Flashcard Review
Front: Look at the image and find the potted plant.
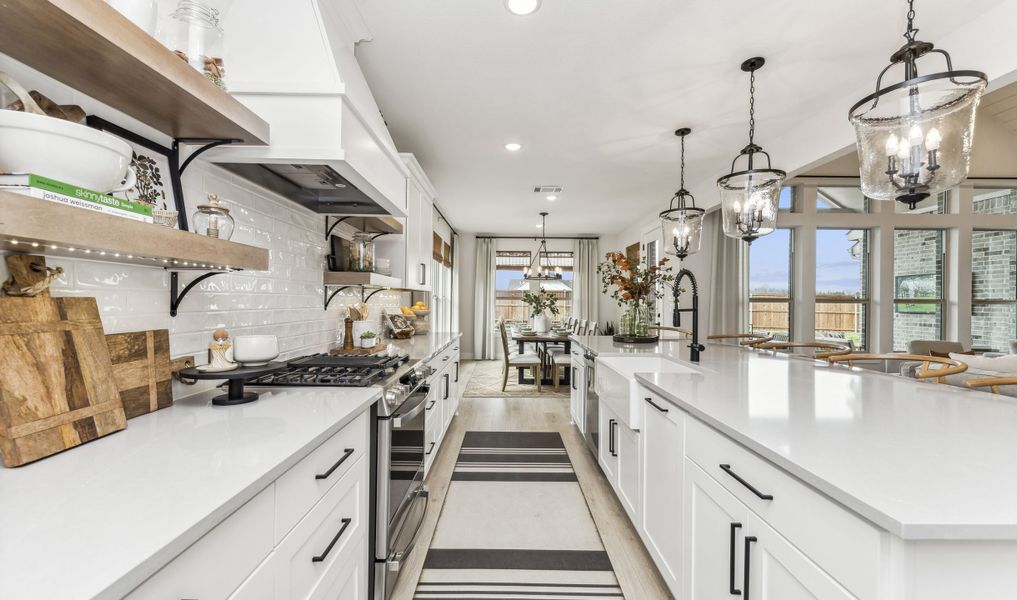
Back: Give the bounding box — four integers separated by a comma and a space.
597, 252, 675, 338
522, 288, 559, 333
359, 330, 377, 349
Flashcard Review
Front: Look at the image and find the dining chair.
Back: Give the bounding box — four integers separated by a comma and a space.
499, 321, 542, 392
707, 333, 773, 347
587, 321, 598, 335
578, 319, 589, 335
827, 353, 968, 383
754, 340, 852, 361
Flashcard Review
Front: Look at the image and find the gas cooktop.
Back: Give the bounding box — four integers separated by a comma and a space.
246, 353, 410, 387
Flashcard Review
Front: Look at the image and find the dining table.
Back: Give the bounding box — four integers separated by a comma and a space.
511, 327, 573, 386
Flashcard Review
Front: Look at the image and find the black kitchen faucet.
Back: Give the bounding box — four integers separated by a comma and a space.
672, 268, 706, 363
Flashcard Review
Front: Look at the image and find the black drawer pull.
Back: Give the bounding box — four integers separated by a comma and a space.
645, 397, 669, 413
729, 522, 742, 595
426, 400, 436, 410
572, 367, 577, 390
608, 419, 617, 457
743, 536, 757, 600
312, 518, 352, 562
719, 464, 773, 500
443, 373, 449, 400
315, 448, 355, 480
454, 361, 459, 382
425, 441, 436, 455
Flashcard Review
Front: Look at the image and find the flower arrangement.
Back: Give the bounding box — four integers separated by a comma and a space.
597, 251, 675, 307
521, 288, 560, 318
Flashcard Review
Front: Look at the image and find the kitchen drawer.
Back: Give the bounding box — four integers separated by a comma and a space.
126, 484, 275, 600
228, 551, 276, 600
309, 535, 368, 600
685, 418, 882, 600
276, 454, 368, 600
275, 411, 369, 542
424, 411, 441, 476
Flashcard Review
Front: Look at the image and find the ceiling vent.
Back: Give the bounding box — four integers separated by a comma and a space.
534, 185, 564, 193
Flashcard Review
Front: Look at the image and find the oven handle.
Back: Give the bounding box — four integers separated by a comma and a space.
389, 488, 430, 572
393, 393, 429, 428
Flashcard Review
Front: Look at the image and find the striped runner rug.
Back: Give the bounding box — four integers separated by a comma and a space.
414, 431, 623, 599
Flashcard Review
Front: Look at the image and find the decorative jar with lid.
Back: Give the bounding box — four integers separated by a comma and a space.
192, 193, 234, 240
349, 232, 375, 272
163, 0, 230, 89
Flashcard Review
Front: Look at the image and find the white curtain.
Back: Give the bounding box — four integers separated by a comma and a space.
573, 238, 600, 324
451, 232, 461, 334
473, 237, 497, 359
709, 211, 747, 335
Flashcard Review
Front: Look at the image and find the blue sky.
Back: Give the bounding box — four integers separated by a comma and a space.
749, 228, 863, 296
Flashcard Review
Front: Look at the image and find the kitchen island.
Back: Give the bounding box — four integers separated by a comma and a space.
572, 335, 1017, 600
0, 384, 380, 600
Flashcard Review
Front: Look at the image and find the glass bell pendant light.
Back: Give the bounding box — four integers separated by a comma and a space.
659, 127, 705, 259
718, 57, 786, 244
848, 0, 986, 210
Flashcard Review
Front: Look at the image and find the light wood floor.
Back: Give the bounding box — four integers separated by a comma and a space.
390, 361, 673, 600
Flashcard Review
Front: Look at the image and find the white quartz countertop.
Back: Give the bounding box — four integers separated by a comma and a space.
572, 336, 1017, 541
390, 331, 462, 362
0, 385, 380, 599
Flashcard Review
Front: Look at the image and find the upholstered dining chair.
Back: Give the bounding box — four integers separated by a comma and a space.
827, 353, 968, 383
499, 320, 542, 392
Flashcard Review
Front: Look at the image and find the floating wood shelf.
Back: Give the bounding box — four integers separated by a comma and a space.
0, 192, 269, 271
323, 272, 403, 288
0, 0, 269, 144
341, 216, 403, 235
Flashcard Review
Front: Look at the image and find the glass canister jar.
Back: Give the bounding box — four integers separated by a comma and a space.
165, 0, 229, 89
349, 232, 375, 272
192, 193, 235, 240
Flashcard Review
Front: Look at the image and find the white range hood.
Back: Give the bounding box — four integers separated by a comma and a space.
210, 0, 408, 217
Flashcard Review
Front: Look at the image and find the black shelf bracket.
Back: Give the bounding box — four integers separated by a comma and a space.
370, 232, 391, 241
325, 285, 354, 310
86, 116, 241, 232
363, 288, 386, 303
170, 271, 225, 317
325, 217, 353, 240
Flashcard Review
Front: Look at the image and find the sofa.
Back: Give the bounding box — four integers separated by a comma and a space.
902, 340, 1017, 397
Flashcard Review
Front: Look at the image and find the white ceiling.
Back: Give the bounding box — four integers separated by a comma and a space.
355, 0, 1010, 235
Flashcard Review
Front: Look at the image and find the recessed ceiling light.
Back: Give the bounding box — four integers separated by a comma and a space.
546, 195, 558, 201
505, 142, 522, 152
505, 0, 540, 16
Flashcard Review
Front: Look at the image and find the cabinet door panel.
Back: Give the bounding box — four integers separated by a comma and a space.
641, 395, 684, 595
599, 403, 619, 483
684, 460, 747, 600
746, 514, 856, 600
616, 421, 640, 523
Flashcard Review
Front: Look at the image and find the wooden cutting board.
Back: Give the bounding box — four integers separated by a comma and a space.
106, 330, 172, 420
0, 255, 126, 467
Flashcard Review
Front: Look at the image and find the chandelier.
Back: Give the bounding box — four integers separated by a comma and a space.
848, 0, 986, 210
660, 128, 705, 259
524, 212, 563, 280
718, 57, 786, 245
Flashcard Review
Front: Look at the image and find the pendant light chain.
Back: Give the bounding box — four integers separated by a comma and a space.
679, 133, 686, 190
904, 0, 917, 42
748, 69, 756, 147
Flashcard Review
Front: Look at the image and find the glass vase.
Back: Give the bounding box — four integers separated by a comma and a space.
619, 302, 651, 337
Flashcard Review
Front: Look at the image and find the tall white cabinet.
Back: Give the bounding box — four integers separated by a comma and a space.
400, 154, 435, 292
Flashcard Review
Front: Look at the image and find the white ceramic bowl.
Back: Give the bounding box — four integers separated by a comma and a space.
0, 110, 134, 193
233, 335, 280, 366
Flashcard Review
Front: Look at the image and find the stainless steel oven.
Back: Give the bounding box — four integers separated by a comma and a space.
374, 368, 431, 600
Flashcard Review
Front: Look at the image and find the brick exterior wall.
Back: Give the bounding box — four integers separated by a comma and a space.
893, 230, 944, 351
971, 189, 1017, 351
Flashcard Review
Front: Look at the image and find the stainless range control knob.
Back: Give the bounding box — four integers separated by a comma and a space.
384, 387, 403, 406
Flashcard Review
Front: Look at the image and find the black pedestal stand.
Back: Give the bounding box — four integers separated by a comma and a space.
177, 362, 287, 405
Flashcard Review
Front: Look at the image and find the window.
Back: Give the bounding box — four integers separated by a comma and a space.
893, 229, 945, 351
777, 186, 794, 211
971, 229, 1017, 352
816, 187, 868, 213
815, 229, 869, 350
749, 228, 793, 340
496, 251, 530, 323
895, 190, 948, 214
973, 188, 1017, 215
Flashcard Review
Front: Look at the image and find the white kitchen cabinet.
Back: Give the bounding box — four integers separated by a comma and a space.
684, 459, 747, 600
229, 552, 277, 600
640, 391, 684, 596
400, 154, 435, 291
570, 350, 585, 432
616, 419, 640, 523
599, 402, 620, 483
746, 513, 856, 600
